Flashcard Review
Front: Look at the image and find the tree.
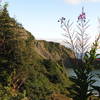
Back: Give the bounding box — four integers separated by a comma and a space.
0, 3, 19, 86
0, 3, 29, 98
58, 7, 100, 100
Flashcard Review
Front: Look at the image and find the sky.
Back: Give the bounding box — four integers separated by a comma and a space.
1, 0, 100, 43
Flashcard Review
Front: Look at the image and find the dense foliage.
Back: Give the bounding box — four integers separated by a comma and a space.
0, 4, 71, 100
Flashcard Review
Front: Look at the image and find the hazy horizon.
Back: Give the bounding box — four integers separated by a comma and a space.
1, 0, 100, 44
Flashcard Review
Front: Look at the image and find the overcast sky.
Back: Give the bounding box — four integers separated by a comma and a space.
2, 0, 100, 42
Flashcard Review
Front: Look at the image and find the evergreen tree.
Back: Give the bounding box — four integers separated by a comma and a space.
0, 3, 29, 94
0, 3, 18, 85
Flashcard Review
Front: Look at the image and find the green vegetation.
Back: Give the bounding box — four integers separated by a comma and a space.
0, 3, 72, 100
0, 3, 100, 100
58, 7, 100, 100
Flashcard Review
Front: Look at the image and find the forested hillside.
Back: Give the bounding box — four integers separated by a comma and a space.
0, 4, 74, 100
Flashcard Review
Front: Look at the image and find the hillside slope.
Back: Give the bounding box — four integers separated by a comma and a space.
0, 4, 73, 100
33, 40, 74, 67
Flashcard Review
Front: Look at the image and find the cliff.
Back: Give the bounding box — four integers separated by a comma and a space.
0, 4, 74, 100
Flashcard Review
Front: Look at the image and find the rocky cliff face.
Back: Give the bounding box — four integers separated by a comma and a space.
15, 25, 75, 68
32, 40, 75, 68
